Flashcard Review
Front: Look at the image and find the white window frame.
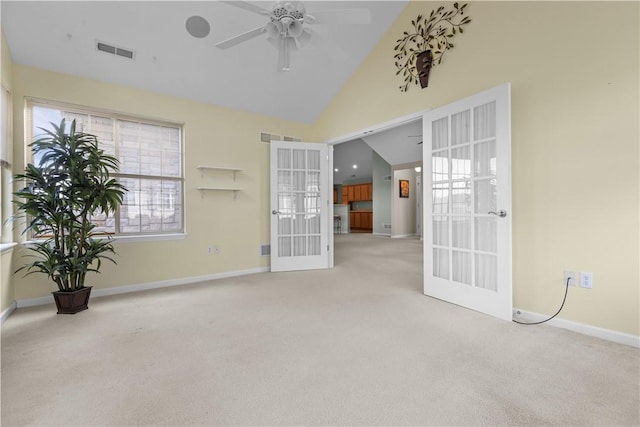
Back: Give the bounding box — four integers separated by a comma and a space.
25, 98, 185, 238
1, 84, 13, 247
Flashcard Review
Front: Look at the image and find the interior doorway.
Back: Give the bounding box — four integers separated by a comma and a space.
330, 116, 423, 238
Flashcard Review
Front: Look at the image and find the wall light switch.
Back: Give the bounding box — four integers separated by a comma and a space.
580, 272, 593, 289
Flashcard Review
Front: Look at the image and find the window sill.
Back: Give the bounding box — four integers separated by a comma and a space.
0, 242, 18, 255
24, 233, 186, 246
113, 233, 186, 243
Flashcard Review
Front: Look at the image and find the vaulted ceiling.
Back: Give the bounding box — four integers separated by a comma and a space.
1, 1, 408, 124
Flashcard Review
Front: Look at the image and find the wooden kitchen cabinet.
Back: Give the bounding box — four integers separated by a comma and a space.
354, 185, 361, 201
342, 183, 373, 202
349, 211, 372, 232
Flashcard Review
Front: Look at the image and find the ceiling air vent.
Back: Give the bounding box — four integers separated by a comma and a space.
96, 41, 135, 60
283, 136, 302, 142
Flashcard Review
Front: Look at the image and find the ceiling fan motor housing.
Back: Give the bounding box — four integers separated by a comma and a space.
272, 2, 306, 21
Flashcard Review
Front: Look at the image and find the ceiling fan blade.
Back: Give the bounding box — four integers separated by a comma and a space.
306, 9, 371, 25
220, 1, 271, 17
215, 25, 267, 49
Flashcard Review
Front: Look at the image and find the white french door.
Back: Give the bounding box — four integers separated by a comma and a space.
423, 84, 512, 321
270, 141, 330, 272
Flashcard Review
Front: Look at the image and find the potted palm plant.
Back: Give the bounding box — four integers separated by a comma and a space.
13, 119, 126, 314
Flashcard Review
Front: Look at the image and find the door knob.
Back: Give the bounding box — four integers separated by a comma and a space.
488, 210, 507, 218
272, 210, 280, 215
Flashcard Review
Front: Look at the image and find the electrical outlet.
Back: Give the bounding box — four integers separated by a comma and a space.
580, 272, 593, 289
564, 271, 576, 286
213, 245, 220, 254
207, 246, 213, 255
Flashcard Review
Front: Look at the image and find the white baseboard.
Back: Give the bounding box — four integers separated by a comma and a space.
391, 234, 417, 239
15, 267, 270, 309
372, 232, 391, 237
514, 308, 640, 349
1, 301, 17, 324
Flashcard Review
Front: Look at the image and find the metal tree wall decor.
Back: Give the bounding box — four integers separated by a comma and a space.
394, 3, 471, 92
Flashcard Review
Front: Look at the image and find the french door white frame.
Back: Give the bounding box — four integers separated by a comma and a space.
270, 141, 330, 272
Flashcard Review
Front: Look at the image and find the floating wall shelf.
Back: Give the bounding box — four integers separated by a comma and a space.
196, 166, 243, 199
197, 166, 243, 180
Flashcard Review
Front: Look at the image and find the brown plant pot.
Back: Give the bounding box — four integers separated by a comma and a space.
416, 50, 433, 88
52, 286, 92, 314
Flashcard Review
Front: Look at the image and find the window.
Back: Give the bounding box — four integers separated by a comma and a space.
27, 100, 184, 236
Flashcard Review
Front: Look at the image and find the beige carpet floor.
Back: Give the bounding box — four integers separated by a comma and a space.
1, 234, 639, 426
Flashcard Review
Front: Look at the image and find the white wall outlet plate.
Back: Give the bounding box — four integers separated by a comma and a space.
580, 272, 593, 289
564, 271, 576, 286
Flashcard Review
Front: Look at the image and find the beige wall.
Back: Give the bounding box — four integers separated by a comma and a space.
310, 1, 639, 335
10, 64, 312, 300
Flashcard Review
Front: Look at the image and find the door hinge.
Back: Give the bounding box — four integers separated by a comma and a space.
327, 245, 330, 251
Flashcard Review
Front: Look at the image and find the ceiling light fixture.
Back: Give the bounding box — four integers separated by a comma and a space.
334, 168, 339, 172
352, 164, 358, 169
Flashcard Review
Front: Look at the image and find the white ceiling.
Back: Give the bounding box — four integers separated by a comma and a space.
1, 1, 408, 124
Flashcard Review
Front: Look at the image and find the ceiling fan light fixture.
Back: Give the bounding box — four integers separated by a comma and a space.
288, 20, 304, 38
266, 21, 282, 38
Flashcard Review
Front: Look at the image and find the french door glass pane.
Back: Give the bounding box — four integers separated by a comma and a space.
452, 181, 471, 214
476, 254, 498, 291
433, 216, 449, 246
293, 149, 305, 169
452, 251, 472, 285
432, 117, 449, 150
278, 148, 291, 169
452, 217, 471, 249
475, 217, 497, 253
434, 248, 450, 279
276, 146, 322, 259
474, 140, 497, 177
278, 217, 291, 235
451, 146, 470, 180
308, 150, 320, 170
474, 102, 496, 140
308, 236, 321, 256
279, 237, 292, 257
294, 214, 306, 234
432, 150, 449, 182
474, 178, 497, 214
432, 184, 449, 214
294, 236, 306, 256
431, 99, 500, 293
451, 110, 470, 146
293, 171, 305, 191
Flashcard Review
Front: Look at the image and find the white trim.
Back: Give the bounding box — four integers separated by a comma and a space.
372, 232, 391, 237
324, 109, 429, 146
514, 308, 640, 349
0, 242, 18, 254
1, 301, 17, 324
15, 267, 270, 309
391, 234, 418, 239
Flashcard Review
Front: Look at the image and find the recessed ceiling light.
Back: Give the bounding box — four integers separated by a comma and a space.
352, 164, 358, 169
415, 166, 422, 173
334, 168, 339, 172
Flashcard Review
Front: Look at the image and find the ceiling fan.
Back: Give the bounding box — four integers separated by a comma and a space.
187, 1, 371, 72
